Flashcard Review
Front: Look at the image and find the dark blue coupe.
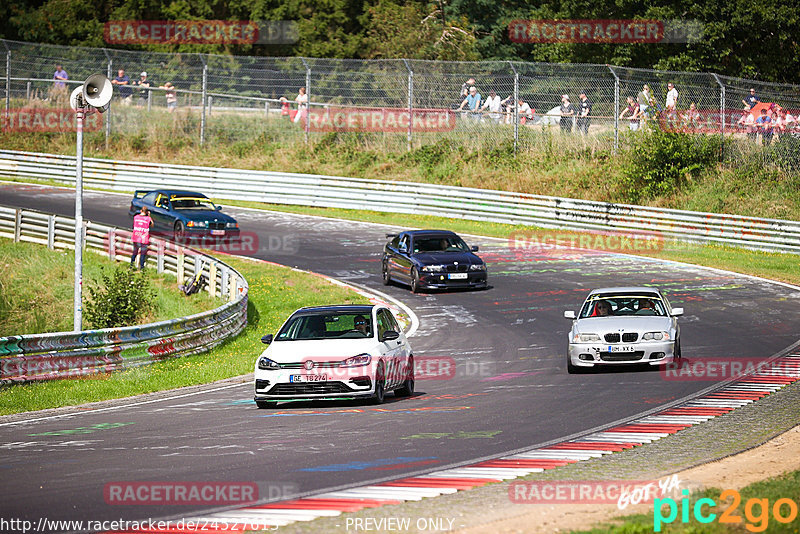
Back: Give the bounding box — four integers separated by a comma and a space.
382, 230, 487, 292
129, 190, 239, 241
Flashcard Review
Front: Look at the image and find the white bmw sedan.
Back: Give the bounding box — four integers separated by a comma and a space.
254, 305, 414, 408
564, 287, 683, 373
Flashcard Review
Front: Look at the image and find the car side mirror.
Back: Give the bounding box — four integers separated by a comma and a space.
380, 330, 400, 342
671, 308, 684, 317
261, 334, 273, 344
471, 245, 479, 252
564, 311, 576, 319
399, 245, 408, 253
215, 205, 222, 211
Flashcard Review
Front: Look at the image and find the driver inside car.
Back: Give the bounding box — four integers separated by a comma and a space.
353, 315, 371, 336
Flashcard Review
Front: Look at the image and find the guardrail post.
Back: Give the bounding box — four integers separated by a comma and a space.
200, 54, 207, 145
230, 273, 238, 302
403, 59, 413, 152
209, 262, 217, 298
509, 61, 519, 154
177, 248, 185, 286
47, 214, 55, 250
108, 228, 115, 259
608, 65, 620, 154
712, 73, 725, 161
14, 208, 21, 242
301, 58, 310, 144
157, 240, 164, 273
220, 265, 229, 297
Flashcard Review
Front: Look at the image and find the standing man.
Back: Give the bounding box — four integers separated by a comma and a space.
559, 94, 575, 133
577, 91, 592, 135
112, 69, 132, 105
459, 86, 482, 123
131, 206, 153, 270
665, 82, 679, 126
134, 72, 152, 107
743, 88, 759, 110
755, 108, 773, 146
481, 90, 503, 123
52, 64, 69, 96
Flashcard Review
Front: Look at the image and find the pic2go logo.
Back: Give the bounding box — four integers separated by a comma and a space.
654, 489, 799, 532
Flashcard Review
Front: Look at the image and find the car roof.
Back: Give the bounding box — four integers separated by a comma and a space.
588, 287, 663, 297
291, 305, 377, 316
404, 230, 459, 238
149, 190, 209, 198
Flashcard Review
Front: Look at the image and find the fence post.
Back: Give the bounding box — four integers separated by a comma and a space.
26, 81, 30, 100
608, 65, 620, 154
200, 55, 207, 145
712, 73, 725, 161
301, 58, 310, 144
403, 59, 413, 151
509, 61, 519, 154
103, 50, 112, 150
3, 41, 10, 121
208, 96, 213, 116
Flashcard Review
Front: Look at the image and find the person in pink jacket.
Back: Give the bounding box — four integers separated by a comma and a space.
131, 206, 153, 269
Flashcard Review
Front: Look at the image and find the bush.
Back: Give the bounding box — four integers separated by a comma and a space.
621, 129, 721, 202
84, 266, 156, 329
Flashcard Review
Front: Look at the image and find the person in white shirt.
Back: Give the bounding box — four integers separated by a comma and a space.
293, 87, 308, 124
517, 98, 534, 124
481, 90, 503, 123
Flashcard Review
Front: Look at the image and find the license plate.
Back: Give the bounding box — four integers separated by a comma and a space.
210, 229, 225, 236
448, 273, 468, 280
289, 374, 328, 382
608, 345, 635, 352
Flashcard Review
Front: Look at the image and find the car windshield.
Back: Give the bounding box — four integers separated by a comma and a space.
413, 236, 469, 253
275, 313, 374, 341
171, 197, 217, 210
580, 295, 666, 318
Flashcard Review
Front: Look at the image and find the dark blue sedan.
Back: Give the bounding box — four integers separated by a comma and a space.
129, 190, 240, 241
382, 230, 487, 292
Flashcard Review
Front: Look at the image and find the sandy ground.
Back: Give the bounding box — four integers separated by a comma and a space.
453, 424, 800, 533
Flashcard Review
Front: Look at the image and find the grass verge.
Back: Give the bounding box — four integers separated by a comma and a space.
0, 255, 369, 415
0, 238, 217, 335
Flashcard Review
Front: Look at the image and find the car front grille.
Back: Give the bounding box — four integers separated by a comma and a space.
446, 264, 469, 273
268, 382, 354, 395
604, 333, 620, 343
622, 333, 638, 342
209, 222, 226, 230
280, 361, 341, 369
599, 351, 645, 362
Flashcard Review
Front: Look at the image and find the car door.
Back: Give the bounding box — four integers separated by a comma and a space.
386, 309, 410, 385
148, 193, 174, 234
377, 308, 404, 388
392, 235, 413, 282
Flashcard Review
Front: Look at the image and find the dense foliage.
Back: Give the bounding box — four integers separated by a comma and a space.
1, 0, 797, 82
84, 265, 156, 329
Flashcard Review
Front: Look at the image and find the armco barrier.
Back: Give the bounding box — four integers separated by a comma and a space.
0, 149, 799, 253
0, 205, 248, 384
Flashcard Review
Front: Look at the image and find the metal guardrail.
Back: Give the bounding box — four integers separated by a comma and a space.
0, 204, 249, 384
0, 149, 798, 253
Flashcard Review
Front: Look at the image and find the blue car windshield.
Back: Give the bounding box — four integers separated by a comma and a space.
171, 197, 216, 210
413, 237, 469, 253
276, 313, 373, 340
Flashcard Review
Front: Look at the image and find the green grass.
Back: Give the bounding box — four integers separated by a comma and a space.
0, 254, 370, 415
0, 239, 217, 335
570, 470, 800, 533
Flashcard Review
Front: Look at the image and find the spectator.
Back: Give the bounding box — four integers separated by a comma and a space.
293, 87, 308, 124
52, 64, 69, 97
784, 109, 796, 135
559, 94, 575, 133
133, 72, 152, 106
737, 105, 757, 142
755, 108, 773, 146
743, 88, 759, 110
159, 82, 177, 112
500, 94, 514, 124
481, 90, 503, 123
516, 98, 534, 124
460, 77, 476, 98
112, 69, 132, 105
619, 96, 641, 131
637, 84, 652, 119
130, 206, 153, 270
577, 90, 592, 134
681, 102, 702, 131
664, 82, 679, 126
279, 96, 291, 118
459, 85, 482, 122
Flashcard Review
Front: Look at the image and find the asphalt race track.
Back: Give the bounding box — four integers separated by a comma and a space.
1, 182, 799, 531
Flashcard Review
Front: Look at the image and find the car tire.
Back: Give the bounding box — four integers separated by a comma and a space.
395, 356, 415, 397
410, 267, 420, 293
675, 338, 682, 363
370, 363, 386, 405
255, 400, 276, 409
567, 357, 583, 374
382, 262, 391, 286
174, 221, 186, 242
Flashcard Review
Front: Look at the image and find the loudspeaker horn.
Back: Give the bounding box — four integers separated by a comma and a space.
82, 74, 113, 113
69, 86, 85, 111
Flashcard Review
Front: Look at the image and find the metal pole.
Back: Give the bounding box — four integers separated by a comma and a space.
104, 51, 112, 150
4, 41, 10, 121
74, 105, 85, 331
608, 65, 619, 154
403, 59, 413, 151
712, 73, 725, 160
509, 61, 519, 154
200, 58, 207, 145
301, 58, 310, 144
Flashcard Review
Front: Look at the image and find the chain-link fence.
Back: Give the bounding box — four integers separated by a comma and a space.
1, 39, 799, 170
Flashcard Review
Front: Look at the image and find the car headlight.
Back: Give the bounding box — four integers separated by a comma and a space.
257, 356, 281, 370
186, 221, 208, 228
574, 333, 601, 342
469, 263, 486, 271
642, 331, 670, 341
226, 222, 238, 228
421, 265, 445, 272
341, 353, 371, 367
